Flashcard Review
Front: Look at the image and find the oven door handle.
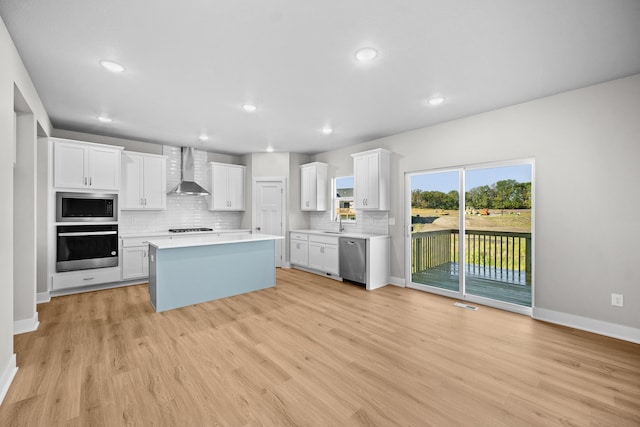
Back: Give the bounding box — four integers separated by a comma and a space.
58, 231, 118, 237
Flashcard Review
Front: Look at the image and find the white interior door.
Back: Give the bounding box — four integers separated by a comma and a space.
254, 179, 285, 267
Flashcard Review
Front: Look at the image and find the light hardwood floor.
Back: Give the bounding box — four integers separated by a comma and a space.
1, 269, 639, 426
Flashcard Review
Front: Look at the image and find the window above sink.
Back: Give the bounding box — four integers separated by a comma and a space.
333, 176, 356, 224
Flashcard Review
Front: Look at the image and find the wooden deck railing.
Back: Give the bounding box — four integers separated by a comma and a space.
411, 229, 532, 284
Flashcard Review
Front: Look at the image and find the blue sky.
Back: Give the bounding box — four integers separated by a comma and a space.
411, 164, 531, 192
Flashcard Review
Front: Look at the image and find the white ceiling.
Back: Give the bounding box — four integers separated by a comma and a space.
2, 1, 640, 155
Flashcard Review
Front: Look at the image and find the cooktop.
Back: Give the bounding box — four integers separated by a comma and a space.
168, 227, 213, 233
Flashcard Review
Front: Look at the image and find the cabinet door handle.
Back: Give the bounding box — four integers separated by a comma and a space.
89, 177, 92, 186
84, 177, 87, 185
83, 277, 95, 281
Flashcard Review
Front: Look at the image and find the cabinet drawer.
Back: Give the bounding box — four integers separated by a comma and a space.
290, 232, 308, 241
52, 267, 121, 290
308, 234, 338, 245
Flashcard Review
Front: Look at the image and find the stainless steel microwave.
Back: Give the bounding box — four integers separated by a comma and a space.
56, 192, 118, 222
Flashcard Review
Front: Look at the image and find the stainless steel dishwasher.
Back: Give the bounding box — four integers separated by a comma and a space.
339, 237, 366, 284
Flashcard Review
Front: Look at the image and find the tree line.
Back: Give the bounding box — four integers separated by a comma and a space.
412, 179, 531, 210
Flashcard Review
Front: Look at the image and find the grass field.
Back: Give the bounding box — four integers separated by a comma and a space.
411, 208, 531, 233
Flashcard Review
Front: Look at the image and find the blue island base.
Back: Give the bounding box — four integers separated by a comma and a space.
148, 239, 276, 312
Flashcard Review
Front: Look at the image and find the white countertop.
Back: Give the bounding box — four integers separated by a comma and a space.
120, 229, 250, 239
147, 233, 283, 249
290, 229, 390, 240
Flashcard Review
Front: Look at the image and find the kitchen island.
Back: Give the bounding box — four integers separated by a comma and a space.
147, 233, 283, 312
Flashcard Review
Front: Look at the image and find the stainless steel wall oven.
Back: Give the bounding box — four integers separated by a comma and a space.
56, 224, 118, 272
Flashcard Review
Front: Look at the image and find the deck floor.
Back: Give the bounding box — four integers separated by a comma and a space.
412, 262, 532, 306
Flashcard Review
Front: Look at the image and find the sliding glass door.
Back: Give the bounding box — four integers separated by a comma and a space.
410, 170, 461, 293
408, 161, 533, 312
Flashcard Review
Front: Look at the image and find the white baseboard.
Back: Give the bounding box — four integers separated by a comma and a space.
14, 312, 39, 335
50, 280, 139, 298
532, 307, 640, 344
388, 276, 406, 287
0, 354, 17, 405
36, 291, 50, 304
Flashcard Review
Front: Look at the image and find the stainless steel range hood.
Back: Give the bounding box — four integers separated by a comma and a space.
167, 147, 210, 196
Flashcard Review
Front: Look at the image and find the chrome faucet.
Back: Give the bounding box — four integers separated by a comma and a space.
338, 214, 345, 232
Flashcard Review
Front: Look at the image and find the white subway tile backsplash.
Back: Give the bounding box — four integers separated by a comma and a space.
308, 210, 389, 235
120, 146, 243, 234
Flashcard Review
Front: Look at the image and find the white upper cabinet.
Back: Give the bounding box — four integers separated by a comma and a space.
121, 152, 167, 210
351, 148, 391, 210
209, 162, 245, 211
300, 162, 328, 211
53, 139, 123, 191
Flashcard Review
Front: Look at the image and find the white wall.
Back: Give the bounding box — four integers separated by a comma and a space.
0, 16, 52, 403
241, 152, 292, 231
36, 136, 49, 296
13, 112, 37, 331
288, 153, 311, 231
314, 74, 640, 332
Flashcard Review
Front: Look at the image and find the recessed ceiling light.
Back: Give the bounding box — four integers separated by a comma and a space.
427, 96, 445, 106
97, 115, 112, 123
99, 60, 125, 73
198, 134, 209, 141
355, 47, 378, 62
322, 126, 333, 135
242, 104, 257, 112
266, 146, 274, 153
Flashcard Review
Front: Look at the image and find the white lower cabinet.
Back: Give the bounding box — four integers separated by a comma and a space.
290, 233, 309, 267
307, 235, 339, 276
121, 236, 167, 280
290, 232, 339, 276
52, 267, 121, 291
290, 231, 390, 289
122, 246, 149, 280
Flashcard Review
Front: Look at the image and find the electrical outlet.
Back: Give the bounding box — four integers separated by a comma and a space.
611, 293, 624, 307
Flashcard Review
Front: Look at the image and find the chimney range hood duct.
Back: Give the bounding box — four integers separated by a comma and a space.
167, 147, 210, 196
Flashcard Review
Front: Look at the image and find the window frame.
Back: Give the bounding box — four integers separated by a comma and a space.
333, 176, 356, 223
